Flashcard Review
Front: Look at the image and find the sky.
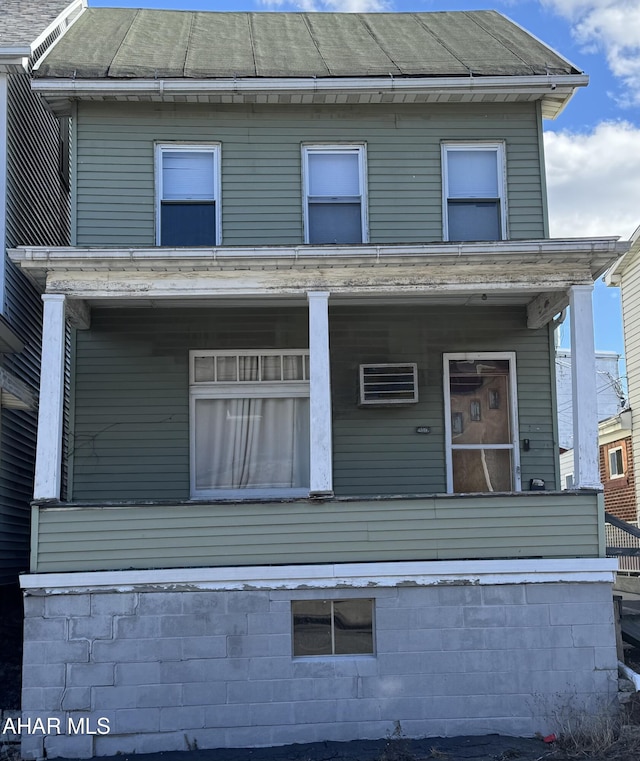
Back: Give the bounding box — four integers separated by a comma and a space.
88, 0, 640, 359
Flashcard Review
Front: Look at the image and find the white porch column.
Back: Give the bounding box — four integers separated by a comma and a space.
34, 294, 66, 500
569, 285, 601, 489
308, 291, 333, 496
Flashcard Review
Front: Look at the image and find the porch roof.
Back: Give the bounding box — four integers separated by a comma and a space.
10, 238, 627, 327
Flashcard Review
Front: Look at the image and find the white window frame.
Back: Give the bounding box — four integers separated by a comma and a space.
302, 144, 368, 245
443, 351, 521, 494
155, 143, 221, 246
441, 142, 507, 242
608, 446, 625, 479
189, 349, 310, 499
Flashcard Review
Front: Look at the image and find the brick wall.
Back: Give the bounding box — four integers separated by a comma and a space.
600, 435, 637, 523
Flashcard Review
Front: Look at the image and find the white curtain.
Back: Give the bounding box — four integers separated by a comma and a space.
194, 397, 310, 490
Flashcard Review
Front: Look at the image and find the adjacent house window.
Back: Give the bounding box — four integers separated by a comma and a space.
303, 145, 367, 245
189, 350, 310, 497
609, 446, 625, 478
292, 599, 374, 656
157, 145, 220, 246
444, 352, 521, 493
442, 143, 506, 242
565, 473, 574, 490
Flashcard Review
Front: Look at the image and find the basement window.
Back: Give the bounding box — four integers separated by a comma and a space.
292, 599, 374, 656
157, 144, 220, 246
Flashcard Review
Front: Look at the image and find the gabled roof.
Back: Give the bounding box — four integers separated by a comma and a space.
0, 0, 83, 55
36, 8, 580, 80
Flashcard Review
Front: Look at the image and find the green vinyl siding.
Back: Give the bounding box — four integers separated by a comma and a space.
32, 491, 601, 573
75, 101, 545, 247
71, 305, 555, 501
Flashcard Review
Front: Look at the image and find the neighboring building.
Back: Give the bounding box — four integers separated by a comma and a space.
599, 410, 635, 523
608, 228, 640, 522
11, 9, 626, 758
555, 348, 624, 451
560, 409, 636, 521
0, 0, 82, 585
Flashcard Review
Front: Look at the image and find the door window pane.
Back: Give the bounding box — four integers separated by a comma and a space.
452, 449, 512, 492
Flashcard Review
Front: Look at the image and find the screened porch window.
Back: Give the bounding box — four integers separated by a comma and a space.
157, 145, 220, 246
303, 146, 367, 244
444, 353, 521, 493
189, 351, 310, 497
442, 143, 506, 242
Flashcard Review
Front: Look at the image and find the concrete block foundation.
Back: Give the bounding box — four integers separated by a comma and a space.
19, 564, 619, 759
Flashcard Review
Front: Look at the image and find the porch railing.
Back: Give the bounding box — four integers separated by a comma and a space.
606, 512, 640, 573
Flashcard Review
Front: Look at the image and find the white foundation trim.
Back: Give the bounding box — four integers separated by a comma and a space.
20, 558, 618, 594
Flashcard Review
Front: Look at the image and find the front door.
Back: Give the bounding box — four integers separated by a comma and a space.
444, 353, 521, 493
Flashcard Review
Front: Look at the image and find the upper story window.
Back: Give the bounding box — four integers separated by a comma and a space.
442, 143, 506, 242
303, 145, 367, 245
156, 144, 220, 246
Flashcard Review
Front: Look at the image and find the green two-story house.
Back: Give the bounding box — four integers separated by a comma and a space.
11, 8, 627, 759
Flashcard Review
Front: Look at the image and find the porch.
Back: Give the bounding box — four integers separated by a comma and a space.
30, 490, 604, 574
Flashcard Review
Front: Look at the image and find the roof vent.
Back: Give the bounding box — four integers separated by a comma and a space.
359, 363, 418, 406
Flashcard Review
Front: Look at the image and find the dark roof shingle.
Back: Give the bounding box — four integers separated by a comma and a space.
0, 0, 76, 51
35, 8, 581, 80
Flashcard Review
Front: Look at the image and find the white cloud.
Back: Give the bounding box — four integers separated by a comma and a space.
544, 120, 640, 239
542, 0, 640, 104
259, 0, 388, 11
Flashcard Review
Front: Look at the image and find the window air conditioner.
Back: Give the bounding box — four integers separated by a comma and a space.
359, 363, 418, 406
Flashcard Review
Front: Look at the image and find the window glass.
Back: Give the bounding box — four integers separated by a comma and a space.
158, 146, 218, 246
447, 150, 499, 198
304, 147, 365, 244
308, 153, 360, 197
292, 599, 374, 656
308, 203, 362, 245
194, 397, 310, 490
609, 448, 624, 477
447, 201, 501, 242
444, 145, 504, 242
162, 151, 215, 199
